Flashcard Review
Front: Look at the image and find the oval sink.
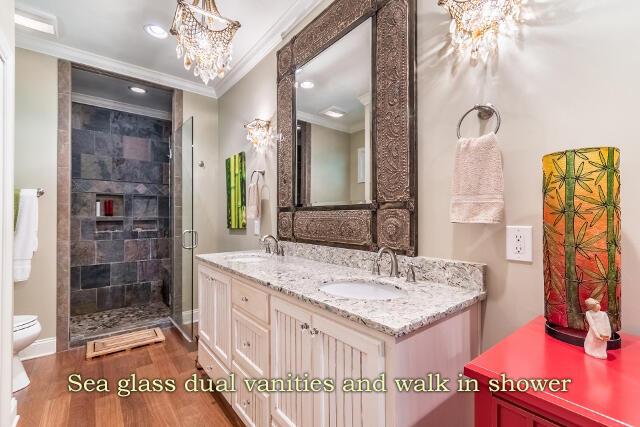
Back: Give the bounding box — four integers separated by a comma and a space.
320, 281, 407, 301
225, 254, 269, 263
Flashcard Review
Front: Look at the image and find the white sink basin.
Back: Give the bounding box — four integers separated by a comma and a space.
320, 281, 407, 301
225, 254, 270, 263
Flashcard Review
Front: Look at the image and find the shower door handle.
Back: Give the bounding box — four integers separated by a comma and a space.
182, 230, 198, 249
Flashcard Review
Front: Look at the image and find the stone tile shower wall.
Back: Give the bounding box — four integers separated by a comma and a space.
70, 103, 172, 316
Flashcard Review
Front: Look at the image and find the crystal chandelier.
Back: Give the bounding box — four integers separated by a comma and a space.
439, 0, 523, 63
245, 119, 275, 152
170, 0, 241, 85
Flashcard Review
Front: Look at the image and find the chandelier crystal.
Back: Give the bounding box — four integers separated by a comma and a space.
245, 119, 276, 152
439, 0, 523, 63
170, 0, 241, 85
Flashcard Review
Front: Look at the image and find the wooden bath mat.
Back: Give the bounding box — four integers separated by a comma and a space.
86, 328, 165, 359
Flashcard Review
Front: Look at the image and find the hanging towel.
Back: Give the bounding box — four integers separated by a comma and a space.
14, 189, 39, 282
450, 132, 504, 224
246, 182, 261, 220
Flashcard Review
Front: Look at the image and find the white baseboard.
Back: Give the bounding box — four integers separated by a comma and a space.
18, 337, 56, 361
11, 397, 18, 427
182, 309, 199, 325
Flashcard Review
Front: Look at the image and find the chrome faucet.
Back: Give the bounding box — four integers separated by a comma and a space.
375, 247, 400, 278
261, 235, 283, 256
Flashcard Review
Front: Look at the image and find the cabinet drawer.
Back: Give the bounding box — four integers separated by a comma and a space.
233, 361, 270, 427
198, 342, 231, 404
232, 279, 269, 323
232, 308, 270, 378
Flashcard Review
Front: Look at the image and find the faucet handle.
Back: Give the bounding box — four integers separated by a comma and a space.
406, 264, 416, 283
372, 259, 380, 275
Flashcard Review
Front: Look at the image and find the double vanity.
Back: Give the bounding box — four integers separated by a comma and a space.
196, 241, 485, 427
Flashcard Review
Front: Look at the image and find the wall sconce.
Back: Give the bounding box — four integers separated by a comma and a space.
439, 0, 524, 63
245, 119, 276, 152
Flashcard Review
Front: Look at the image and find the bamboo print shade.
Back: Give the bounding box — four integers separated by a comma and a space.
226, 152, 247, 229
543, 147, 621, 332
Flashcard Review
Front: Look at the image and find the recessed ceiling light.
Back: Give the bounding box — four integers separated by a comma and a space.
300, 81, 315, 89
144, 24, 168, 39
15, 11, 56, 35
321, 107, 346, 119
129, 86, 147, 94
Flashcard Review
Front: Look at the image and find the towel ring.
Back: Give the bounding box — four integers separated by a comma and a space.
251, 170, 265, 184
457, 104, 501, 139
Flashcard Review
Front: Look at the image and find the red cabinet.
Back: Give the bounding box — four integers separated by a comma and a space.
464, 317, 640, 427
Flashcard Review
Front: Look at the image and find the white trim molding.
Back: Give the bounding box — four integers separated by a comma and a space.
71, 93, 171, 120
18, 337, 56, 361
0, 20, 17, 427
211, 0, 322, 97
16, 31, 217, 99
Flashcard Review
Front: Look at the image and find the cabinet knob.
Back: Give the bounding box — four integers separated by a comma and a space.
309, 328, 319, 336
243, 399, 251, 407
300, 323, 310, 330
241, 296, 249, 302
243, 341, 251, 348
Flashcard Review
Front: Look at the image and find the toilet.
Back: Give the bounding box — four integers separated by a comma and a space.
12, 315, 41, 392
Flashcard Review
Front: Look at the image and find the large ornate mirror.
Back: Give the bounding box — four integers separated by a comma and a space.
277, 0, 417, 255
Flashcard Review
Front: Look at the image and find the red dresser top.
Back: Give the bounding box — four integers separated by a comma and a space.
464, 316, 640, 426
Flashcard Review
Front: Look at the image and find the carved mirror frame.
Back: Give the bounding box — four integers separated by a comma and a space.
276, 0, 417, 255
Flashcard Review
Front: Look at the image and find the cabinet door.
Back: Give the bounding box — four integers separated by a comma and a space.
311, 314, 386, 427
492, 397, 562, 427
233, 361, 270, 427
271, 298, 314, 427
197, 266, 214, 349
198, 265, 232, 368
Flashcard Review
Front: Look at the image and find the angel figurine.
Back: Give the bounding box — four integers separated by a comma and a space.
584, 298, 612, 359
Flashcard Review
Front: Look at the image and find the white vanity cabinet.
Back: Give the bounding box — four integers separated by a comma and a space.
197, 261, 480, 427
271, 297, 385, 427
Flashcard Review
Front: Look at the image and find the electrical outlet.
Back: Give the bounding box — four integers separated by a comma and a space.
506, 226, 533, 262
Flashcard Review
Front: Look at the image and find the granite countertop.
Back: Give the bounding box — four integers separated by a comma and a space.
197, 250, 486, 338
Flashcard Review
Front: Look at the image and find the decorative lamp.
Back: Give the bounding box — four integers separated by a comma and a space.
438, 0, 523, 62
542, 147, 621, 349
245, 119, 275, 152
171, 0, 241, 85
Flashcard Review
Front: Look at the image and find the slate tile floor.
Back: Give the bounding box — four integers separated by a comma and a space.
69, 302, 172, 347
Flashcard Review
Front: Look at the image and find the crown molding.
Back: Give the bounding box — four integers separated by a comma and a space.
212, 0, 321, 97
16, 31, 217, 99
71, 93, 172, 121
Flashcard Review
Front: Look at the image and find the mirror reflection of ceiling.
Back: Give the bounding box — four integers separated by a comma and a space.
296, 18, 371, 133
72, 68, 173, 112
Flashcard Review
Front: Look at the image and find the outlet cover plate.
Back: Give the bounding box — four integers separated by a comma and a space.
506, 226, 533, 262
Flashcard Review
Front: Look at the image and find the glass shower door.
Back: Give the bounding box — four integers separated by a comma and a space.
172, 117, 196, 341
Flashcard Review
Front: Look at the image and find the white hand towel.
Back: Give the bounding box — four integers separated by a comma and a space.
14, 189, 39, 282
246, 182, 261, 220
450, 132, 504, 224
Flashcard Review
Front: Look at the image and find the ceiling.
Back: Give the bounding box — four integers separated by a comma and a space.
296, 18, 371, 133
72, 68, 173, 112
15, 0, 322, 98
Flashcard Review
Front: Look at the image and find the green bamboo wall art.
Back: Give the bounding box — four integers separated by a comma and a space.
226, 152, 247, 229
542, 147, 621, 336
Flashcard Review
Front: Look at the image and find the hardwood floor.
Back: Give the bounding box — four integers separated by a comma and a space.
14, 327, 240, 427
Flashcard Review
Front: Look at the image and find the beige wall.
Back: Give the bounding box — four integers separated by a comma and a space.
217, 53, 278, 251
216, 0, 640, 349
13, 49, 57, 339
182, 92, 219, 312
418, 0, 640, 347
349, 130, 365, 202
310, 124, 350, 204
